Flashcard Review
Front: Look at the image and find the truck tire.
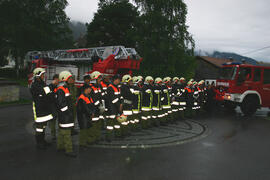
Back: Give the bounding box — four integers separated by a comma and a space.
240, 96, 259, 116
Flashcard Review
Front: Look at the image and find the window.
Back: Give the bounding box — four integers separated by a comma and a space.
263, 69, 270, 84
237, 67, 252, 84
220, 67, 237, 80
253, 69, 261, 82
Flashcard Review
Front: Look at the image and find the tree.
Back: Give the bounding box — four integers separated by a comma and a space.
0, 0, 73, 74
86, 0, 140, 48
133, 0, 195, 78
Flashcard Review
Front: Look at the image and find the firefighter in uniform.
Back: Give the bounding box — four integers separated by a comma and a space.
120, 75, 134, 134
88, 71, 105, 143
77, 84, 95, 149
56, 71, 76, 157
171, 77, 180, 121
175, 77, 186, 118
193, 81, 200, 111
141, 76, 154, 129
48, 74, 59, 140
179, 77, 187, 108
161, 77, 172, 124
78, 74, 91, 96
184, 80, 195, 118
131, 76, 142, 130
153, 77, 163, 126
105, 74, 124, 141
66, 75, 78, 135
30, 68, 54, 149
99, 76, 109, 127
197, 80, 205, 111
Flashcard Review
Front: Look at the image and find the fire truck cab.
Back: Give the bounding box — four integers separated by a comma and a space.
216, 63, 270, 116
26, 46, 142, 86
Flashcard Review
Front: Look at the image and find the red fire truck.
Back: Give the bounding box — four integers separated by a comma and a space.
216, 62, 270, 116
26, 46, 142, 86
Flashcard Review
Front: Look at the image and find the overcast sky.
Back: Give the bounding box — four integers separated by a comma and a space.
66, 0, 270, 62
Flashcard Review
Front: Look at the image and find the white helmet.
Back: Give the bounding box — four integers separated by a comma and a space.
198, 80, 205, 85
137, 76, 143, 82
122, 74, 132, 83
117, 114, 127, 123
90, 71, 101, 80
155, 77, 163, 84
180, 77, 185, 82
187, 81, 193, 86
59, 71, 72, 82
33, 68, 45, 77
145, 76, 154, 83
163, 77, 171, 83
173, 77, 179, 82
133, 76, 140, 83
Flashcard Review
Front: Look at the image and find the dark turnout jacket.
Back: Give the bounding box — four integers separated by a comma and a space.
56, 83, 74, 128
77, 93, 95, 129
106, 83, 122, 115
30, 79, 53, 123
142, 84, 153, 110
120, 83, 133, 113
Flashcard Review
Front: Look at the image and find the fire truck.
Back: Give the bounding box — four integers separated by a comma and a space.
216, 62, 270, 116
25, 46, 142, 86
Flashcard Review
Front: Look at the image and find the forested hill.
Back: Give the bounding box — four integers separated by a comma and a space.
196, 51, 258, 65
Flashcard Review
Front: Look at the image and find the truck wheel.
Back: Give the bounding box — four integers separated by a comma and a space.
240, 96, 259, 116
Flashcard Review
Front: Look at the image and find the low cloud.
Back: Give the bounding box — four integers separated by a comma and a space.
66, 0, 270, 62
185, 0, 270, 62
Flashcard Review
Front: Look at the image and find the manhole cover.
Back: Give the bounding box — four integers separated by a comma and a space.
93, 120, 209, 149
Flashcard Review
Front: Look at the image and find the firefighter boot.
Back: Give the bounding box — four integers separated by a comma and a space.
35, 134, 47, 150
141, 113, 148, 129
114, 123, 123, 138
105, 119, 114, 142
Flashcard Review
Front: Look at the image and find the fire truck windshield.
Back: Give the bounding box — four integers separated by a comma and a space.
220, 67, 237, 80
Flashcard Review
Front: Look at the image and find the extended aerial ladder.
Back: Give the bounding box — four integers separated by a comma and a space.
26, 45, 143, 85
26, 46, 141, 62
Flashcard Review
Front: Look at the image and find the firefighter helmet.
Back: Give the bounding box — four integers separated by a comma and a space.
155, 77, 163, 84
137, 76, 143, 82
180, 77, 185, 82
90, 71, 101, 80
133, 76, 140, 83
145, 76, 154, 83
122, 74, 132, 83
187, 81, 193, 86
163, 77, 171, 83
198, 80, 205, 85
173, 77, 179, 82
117, 114, 127, 123
33, 68, 46, 77
59, 71, 72, 82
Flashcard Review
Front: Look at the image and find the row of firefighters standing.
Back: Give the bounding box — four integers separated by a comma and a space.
30, 67, 207, 157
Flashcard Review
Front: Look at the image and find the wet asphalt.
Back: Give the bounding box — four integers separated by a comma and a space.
0, 104, 270, 180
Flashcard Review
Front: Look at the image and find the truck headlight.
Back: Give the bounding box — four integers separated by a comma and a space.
224, 94, 231, 100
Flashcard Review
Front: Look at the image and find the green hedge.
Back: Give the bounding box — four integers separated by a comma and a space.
0, 68, 28, 87
0, 68, 28, 79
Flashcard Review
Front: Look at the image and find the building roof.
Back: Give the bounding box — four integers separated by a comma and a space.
196, 56, 235, 68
